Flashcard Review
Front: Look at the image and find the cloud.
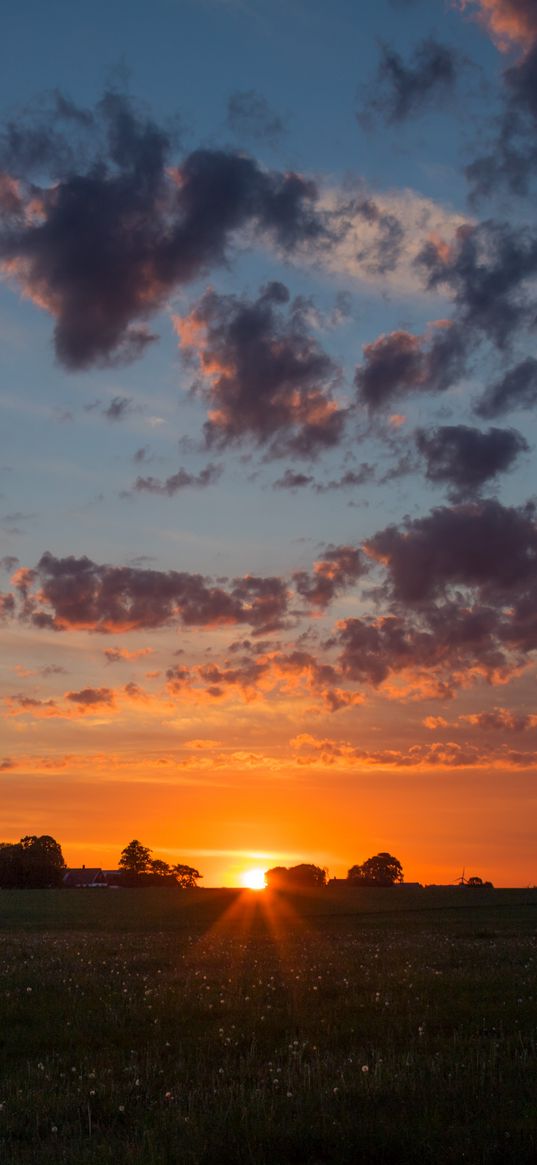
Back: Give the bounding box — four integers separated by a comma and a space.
360, 38, 458, 125
293, 546, 366, 608
457, 5, 537, 196
0, 555, 19, 572
227, 90, 285, 144
366, 497, 537, 603
0, 593, 16, 619
133, 463, 222, 496
415, 424, 528, 498
273, 465, 375, 492
10, 550, 290, 634
461, 706, 537, 730
291, 730, 537, 768
475, 357, 537, 417
167, 647, 364, 712
273, 470, 315, 490
104, 646, 155, 664
102, 396, 135, 421
316, 465, 376, 491
175, 282, 347, 456
333, 608, 512, 697
457, 1, 537, 50
417, 222, 537, 349
355, 323, 467, 411
66, 687, 115, 707
0, 91, 326, 370
291, 182, 469, 296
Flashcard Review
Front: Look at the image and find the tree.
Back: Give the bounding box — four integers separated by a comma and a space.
466, 875, 494, 888
265, 863, 327, 890
0, 835, 66, 888
149, 859, 171, 878
347, 852, 403, 887
119, 840, 152, 875
171, 863, 202, 889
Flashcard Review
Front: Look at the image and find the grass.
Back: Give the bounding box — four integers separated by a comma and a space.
0, 887, 536, 1164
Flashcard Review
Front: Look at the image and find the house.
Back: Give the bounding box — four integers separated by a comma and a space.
63, 866, 124, 887
63, 865, 103, 888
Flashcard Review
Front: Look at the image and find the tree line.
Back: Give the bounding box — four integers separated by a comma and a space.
118, 839, 201, 887
266, 852, 404, 889
0, 836, 66, 888
0, 837, 493, 890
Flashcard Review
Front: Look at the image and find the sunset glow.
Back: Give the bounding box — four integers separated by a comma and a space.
241, 868, 267, 891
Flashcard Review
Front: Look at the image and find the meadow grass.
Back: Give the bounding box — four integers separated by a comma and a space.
0, 888, 535, 1164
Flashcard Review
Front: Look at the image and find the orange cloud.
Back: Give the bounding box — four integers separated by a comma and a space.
457, 1, 537, 51
291, 731, 537, 770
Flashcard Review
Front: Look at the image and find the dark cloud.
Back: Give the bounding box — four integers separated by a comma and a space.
293, 546, 366, 608
316, 465, 375, 491
475, 357, 537, 417
360, 38, 458, 126
355, 325, 467, 411
0, 593, 16, 619
351, 197, 405, 274
133, 463, 222, 496
366, 498, 537, 603
66, 687, 114, 706
336, 594, 523, 696
102, 395, 134, 421
11, 551, 290, 634
7, 694, 58, 712
0, 91, 326, 370
133, 445, 150, 463
178, 282, 346, 456
273, 470, 314, 490
227, 90, 285, 144
461, 2, 537, 195
415, 423, 528, 498
466, 55, 537, 198
417, 222, 537, 349
0, 555, 19, 572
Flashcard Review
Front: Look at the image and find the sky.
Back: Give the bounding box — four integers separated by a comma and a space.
1, 0, 536, 887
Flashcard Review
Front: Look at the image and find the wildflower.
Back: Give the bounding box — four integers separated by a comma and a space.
118, 1105, 125, 1113
361, 1065, 369, 1074
26, 987, 32, 994
51, 1126, 58, 1133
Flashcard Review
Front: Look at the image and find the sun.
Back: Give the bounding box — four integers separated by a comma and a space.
241, 867, 267, 891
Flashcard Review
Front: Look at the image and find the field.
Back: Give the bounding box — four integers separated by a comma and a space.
0, 887, 536, 1164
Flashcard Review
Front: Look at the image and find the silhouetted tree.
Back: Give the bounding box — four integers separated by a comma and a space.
347, 852, 403, 886
172, 863, 202, 888
149, 859, 171, 878
119, 839, 152, 875
265, 863, 327, 889
0, 835, 65, 888
466, 875, 494, 888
